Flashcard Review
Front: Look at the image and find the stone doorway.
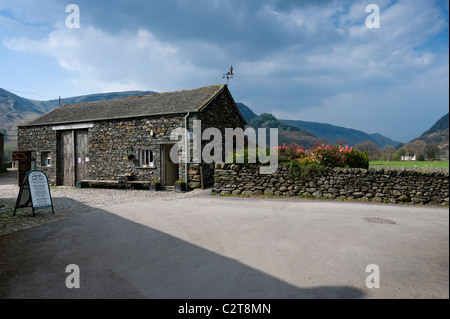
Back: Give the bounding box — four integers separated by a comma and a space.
162, 144, 178, 187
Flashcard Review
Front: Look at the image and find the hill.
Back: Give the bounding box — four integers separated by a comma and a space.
0, 88, 50, 133
2, 87, 401, 151
421, 113, 449, 136
408, 113, 449, 160
235, 103, 321, 148
41, 90, 157, 110
282, 119, 401, 148
0, 89, 157, 145
236, 103, 258, 122
245, 113, 320, 149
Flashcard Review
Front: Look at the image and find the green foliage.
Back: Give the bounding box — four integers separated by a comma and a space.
229, 147, 271, 165
417, 154, 426, 161
287, 160, 302, 178
286, 159, 328, 180
343, 149, 369, 169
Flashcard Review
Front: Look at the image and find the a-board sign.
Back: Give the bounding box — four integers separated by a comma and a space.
14, 170, 55, 217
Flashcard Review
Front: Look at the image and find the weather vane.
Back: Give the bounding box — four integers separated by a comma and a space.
223, 65, 234, 85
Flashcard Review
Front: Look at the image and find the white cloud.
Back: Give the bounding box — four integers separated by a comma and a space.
1, 0, 448, 141
233, 0, 449, 141
3, 26, 219, 93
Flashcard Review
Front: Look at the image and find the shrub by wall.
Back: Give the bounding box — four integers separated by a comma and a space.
213, 163, 449, 206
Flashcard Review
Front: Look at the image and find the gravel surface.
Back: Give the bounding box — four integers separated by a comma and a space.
0, 185, 202, 237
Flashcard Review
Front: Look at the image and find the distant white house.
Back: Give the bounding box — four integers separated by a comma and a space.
401, 155, 416, 161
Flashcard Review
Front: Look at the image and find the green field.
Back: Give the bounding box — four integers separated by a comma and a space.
370, 161, 449, 168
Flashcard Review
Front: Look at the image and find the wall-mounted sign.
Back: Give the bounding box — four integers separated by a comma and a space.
14, 170, 55, 217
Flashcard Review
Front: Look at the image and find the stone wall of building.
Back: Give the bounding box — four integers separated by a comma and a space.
17, 126, 58, 184
17, 87, 247, 189
88, 115, 185, 182
214, 163, 449, 206
199, 89, 246, 138
193, 88, 246, 188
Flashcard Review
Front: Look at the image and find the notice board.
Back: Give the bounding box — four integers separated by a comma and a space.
14, 170, 55, 217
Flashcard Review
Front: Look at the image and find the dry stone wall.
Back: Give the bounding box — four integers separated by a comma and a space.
214, 163, 449, 206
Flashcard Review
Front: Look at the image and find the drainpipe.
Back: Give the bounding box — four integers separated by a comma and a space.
184, 112, 190, 189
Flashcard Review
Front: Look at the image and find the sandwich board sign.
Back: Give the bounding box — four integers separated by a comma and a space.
14, 170, 55, 217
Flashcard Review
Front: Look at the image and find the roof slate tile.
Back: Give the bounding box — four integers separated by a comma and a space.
22, 84, 226, 127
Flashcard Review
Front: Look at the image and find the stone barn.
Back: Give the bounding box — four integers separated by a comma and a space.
17, 84, 246, 189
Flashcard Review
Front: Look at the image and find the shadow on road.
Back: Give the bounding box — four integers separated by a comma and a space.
0, 198, 365, 299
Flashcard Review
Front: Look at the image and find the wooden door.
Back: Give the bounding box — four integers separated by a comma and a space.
75, 130, 89, 182
60, 131, 74, 186
163, 144, 178, 186
12, 151, 31, 187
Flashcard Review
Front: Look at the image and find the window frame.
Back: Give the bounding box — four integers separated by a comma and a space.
138, 149, 154, 168
41, 151, 52, 167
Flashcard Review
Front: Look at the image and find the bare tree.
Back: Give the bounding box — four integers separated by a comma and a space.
354, 141, 381, 160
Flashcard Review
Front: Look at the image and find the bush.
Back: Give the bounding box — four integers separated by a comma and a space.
310, 141, 369, 169
229, 141, 369, 170
287, 159, 328, 180
229, 147, 271, 165
343, 149, 369, 169
277, 143, 307, 163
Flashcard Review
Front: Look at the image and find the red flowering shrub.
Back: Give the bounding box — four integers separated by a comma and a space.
278, 141, 369, 169
277, 142, 307, 163
309, 141, 368, 169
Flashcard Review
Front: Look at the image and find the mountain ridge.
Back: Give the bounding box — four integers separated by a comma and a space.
1, 87, 408, 149
421, 113, 449, 136
281, 119, 401, 148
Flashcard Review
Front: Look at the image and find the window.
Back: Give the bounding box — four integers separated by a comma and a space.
41, 152, 52, 167
139, 149, 154, 167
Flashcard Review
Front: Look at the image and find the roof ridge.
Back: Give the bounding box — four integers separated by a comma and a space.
20, 84, 229, 127
60, 84, 226, 108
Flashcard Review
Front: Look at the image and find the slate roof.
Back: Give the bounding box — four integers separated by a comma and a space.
21, 84, 228, 127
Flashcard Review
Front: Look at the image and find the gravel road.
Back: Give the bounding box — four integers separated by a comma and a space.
0, 170, 202, 237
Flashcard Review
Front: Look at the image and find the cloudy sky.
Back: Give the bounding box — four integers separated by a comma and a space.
0, 0, 448, 142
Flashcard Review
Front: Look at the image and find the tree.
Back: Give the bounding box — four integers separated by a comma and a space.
424, 143, 441, 160
394, 148, 406, 161
354, 141, 380, 152
405, 140, 426, 158
380, 145, 396, 161
354, 141, 381, 161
